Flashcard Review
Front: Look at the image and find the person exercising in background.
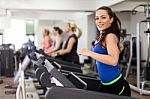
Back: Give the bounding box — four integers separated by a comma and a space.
51, 22, 79, 64
78, 6, 131, 96
46, 26, 63, 55
42, 28, 53, 53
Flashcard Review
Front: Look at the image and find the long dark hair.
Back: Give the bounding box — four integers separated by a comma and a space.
96, 6, 121, 45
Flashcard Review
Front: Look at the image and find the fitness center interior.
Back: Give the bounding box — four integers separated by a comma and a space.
0, 0, 150, 99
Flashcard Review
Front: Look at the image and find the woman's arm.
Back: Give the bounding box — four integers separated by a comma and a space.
48, 37, 62, 53
43, 36, 52, 49
78, 34, 120, 66
58, 37, 76, 55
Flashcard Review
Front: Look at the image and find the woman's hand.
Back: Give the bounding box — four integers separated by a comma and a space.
78, 48, 91, 56
51, 50, 63, 57
50, 52, 58, 57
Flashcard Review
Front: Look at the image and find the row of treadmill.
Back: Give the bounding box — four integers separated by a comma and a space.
15, 40, 136, 99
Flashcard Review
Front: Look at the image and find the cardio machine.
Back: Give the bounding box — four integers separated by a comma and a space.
125, 2, 150, 95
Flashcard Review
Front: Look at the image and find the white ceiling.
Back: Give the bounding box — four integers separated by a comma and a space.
111, 0, 150, 12
0, 0, 125, 20
0, 0, 97, 11
0, 0, 125, 11
0, 0, 150, 21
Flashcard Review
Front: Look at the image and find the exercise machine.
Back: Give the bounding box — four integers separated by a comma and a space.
15, 39, 88, 99
127, 2, 150, 95
45, 86, 136, 99
123, 34, 137, 79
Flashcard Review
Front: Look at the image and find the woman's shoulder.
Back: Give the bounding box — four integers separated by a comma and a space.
69, 33, 76, 37
106, 33, 118, 40
44, 36, 52, 42
68, 34, 76, 39
56, 35, 62, 41
45, 36, 51, 39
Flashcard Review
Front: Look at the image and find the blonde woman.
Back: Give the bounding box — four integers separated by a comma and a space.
51, 22, 79, 64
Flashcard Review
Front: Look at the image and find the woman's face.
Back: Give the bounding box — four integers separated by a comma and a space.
64, 23, 70, 33
95, 9, 113, 32
43, 31, 46, 37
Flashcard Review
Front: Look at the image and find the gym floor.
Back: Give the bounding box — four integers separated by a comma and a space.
0, 77, 15, 99
0, 75, 150, 99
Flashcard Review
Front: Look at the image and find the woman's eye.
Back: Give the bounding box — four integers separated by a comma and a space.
95, 17, 99, 20
101, 17, 106, 19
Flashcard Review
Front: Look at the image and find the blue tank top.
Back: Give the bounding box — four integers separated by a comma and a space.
93, 41, 121, 83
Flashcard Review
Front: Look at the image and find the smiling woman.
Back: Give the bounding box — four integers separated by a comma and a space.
78, 6, 131, 96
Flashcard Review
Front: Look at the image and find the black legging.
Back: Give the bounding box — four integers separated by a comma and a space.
99, 76, 131, 96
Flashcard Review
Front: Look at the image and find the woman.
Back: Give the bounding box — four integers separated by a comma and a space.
78, 6, 131, 96
46, 26, 63, 55
42, 28, 53, 53
51, 22, 79, 64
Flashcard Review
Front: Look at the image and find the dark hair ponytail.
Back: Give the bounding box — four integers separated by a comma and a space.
53, 27, 63, 35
